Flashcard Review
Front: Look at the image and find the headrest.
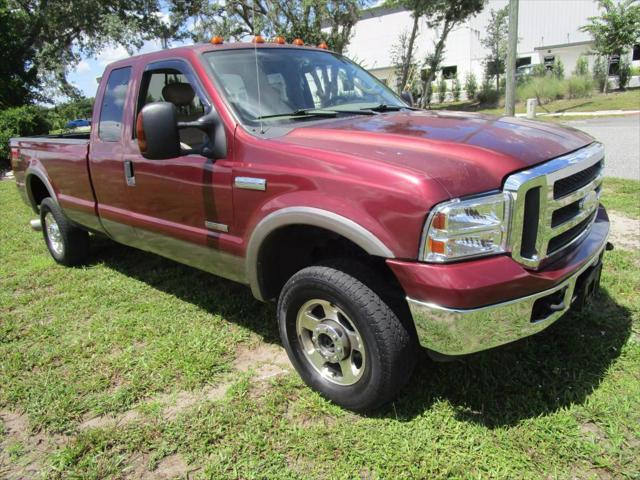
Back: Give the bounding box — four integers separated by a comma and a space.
162, 83, 195, 107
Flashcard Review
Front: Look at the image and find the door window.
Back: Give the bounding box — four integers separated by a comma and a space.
98, 67, 132, 141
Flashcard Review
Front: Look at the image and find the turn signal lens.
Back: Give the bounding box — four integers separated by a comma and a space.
210, 36, 224, 45
318, 41, 328, 50
252, 35, 265, 43
292, 38, 304, 46
136, 113, 147, 153
274, 36, 286, 44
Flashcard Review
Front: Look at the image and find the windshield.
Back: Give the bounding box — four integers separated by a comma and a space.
202, 48, 407, 126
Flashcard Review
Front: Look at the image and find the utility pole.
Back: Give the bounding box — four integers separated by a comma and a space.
505, 0, 519, 116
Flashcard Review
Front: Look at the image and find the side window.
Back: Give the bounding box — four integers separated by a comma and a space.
98, 67, 131, 142
137, 69, 207, 150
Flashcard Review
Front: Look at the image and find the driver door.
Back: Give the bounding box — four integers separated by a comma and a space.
122, 59, 236, 272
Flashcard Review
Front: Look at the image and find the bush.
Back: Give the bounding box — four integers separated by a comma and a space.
574, 56, 589, 76
532, 64, 547, 77
452, 74, 461, 102
593, 56, 608, 93
437, 77, 448, 103
517, 76, 567, 104
631, 65, 640, 76
618, 56, 632, 90
464, 72, 478, 100
0, 106, 52, 162
477, 77, 500, 105
566, 75, 594, 99
553, 58, 565, 80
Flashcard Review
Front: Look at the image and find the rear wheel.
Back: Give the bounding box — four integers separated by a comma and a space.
40, 197, 89, 266
277, 262, 416, 411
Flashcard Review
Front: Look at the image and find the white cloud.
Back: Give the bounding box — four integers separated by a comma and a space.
74, 60, 91, 73
96, 45, 130, 66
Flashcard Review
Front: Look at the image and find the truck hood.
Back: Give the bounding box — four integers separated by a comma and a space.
274, 110, 594, 197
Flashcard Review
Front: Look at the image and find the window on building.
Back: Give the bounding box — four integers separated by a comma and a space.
609, 54, 620, 75
441, 66, 457, 79
516, 56, 532, 68
543, 55, 555, 71
633, 45, 640, 61
98, 67, 131, 142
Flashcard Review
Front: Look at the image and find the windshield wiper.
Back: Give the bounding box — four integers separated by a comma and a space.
255, 109, 337, 120
360, 104, 404, 113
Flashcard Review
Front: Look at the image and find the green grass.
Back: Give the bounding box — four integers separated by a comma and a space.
601, 178, 640, 220
1, 179, 639, 479
432, 89, 640, 116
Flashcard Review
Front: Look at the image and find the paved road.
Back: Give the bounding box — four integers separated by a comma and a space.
561, 114, 640, 180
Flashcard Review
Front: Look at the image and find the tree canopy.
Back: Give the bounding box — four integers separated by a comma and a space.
481, 6, 509, 91
581, 0, 640, 58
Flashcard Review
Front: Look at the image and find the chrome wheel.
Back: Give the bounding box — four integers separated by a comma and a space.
44, 212, 64, 256
296, 299, 366, 386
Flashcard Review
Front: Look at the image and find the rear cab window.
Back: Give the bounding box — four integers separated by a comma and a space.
98, 67, 132, 141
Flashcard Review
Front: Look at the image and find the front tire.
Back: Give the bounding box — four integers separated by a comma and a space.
277, 263, 416, 411
40, 197, 89, 266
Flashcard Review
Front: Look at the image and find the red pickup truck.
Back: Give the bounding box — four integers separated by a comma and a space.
10, 41, 610, 411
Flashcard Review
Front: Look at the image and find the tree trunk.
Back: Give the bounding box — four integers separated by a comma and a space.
400, 14, 420, 93
420, 24, 450, 108
604, 55, 611, 94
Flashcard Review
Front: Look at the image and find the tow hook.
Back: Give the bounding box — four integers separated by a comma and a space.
30, 219, 42, 231
606, 242, 614, 251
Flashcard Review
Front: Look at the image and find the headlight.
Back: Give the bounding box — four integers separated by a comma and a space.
421, 192, 511, 262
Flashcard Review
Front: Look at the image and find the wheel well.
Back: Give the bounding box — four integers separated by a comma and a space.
27, 175, 51, 211
257, 224, 405, 303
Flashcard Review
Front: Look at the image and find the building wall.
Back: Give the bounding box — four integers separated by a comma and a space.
345, 0, 603, 89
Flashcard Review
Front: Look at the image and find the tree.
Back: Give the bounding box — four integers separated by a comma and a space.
481, 6, 509, 92
170, 1, 369, 54
452, 73, 461, 101
0, 0, 39, 107
390, 30, 419, 93
580, 0, 640, 93
6, 0, 169, 100
418, 0, 486, 108
464, 72, 478, 100
574, 55, 589, 76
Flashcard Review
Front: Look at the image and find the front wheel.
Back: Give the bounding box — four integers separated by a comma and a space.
277, 263, 417, 411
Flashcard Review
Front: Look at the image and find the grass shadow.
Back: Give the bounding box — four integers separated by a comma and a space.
90, 236, 631, 427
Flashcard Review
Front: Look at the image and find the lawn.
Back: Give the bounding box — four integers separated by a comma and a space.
1, 178, 639, 479
432, 89, 640, 117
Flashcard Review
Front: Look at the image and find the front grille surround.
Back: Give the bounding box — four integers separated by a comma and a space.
504, 143, 604, 269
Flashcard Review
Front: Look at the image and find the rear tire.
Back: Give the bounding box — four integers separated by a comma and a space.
277, 263, 416, 411
40, 197, 89, 266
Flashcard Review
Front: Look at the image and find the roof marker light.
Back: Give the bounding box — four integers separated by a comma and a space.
210, 36, 224, 45
292, 38, 304, 46
252, 35, 265, 43
274, 36, 286, 44
318, 42, 328, 50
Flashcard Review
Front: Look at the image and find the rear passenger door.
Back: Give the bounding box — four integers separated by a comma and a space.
122, 59, 236, 271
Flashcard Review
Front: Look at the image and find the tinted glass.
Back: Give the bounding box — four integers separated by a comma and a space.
98, 67, 131, 141
203, 49, 405, 126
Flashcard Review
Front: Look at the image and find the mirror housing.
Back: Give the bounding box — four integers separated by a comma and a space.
137, 102, 181, 160
400, 90, 414, 107
137, 102, 227, 160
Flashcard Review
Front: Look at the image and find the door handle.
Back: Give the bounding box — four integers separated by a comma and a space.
124, 160, 135, 187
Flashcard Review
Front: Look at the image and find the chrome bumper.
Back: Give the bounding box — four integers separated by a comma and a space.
407, 241, 607, 356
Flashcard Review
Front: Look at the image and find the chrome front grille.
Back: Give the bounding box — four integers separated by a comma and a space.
505, 142, 604, 268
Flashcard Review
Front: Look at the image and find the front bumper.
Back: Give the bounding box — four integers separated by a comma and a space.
394, 208, 609, 356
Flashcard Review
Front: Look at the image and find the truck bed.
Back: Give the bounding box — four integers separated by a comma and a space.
10, 135, 101, 231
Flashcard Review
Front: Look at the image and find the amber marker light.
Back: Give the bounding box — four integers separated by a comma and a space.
274, 36, 286, 44
292, 38, 304, 46
318, 41, 328, 50
136, 113, 147, 154
210, 36, 224, 45
428, 237, 446, 255
432, 212, 447, 230
252, 35, 265, 43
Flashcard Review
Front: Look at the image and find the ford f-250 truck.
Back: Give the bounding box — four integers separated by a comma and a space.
10, 41, 610, 411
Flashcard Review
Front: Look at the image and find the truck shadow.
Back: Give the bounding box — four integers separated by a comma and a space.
91, 237, 632, 428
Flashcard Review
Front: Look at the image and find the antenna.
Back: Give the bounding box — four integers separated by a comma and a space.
253, 0, 264, 134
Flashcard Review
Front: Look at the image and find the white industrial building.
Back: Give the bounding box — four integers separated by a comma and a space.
346, 1, 640, 91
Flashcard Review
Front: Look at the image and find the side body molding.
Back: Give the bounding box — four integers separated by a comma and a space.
246, 206, 395, 301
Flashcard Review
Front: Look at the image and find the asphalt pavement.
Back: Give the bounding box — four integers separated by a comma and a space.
561, 114, 640, 180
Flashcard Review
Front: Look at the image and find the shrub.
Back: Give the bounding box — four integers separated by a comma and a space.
532, 64, 547, 77
477, 77, 500, 105
574, 56, 589, 76
618, 56, 632, 90
593, 56, 608, 92
516, 76, 567, 104
631, 65, 640, 76
566, 75, 594, 99
437, 77, 448, 103
452, 74, 461, 102
464, 72, 478, 100
553, 58, 565, 80
0, 106, 51, 162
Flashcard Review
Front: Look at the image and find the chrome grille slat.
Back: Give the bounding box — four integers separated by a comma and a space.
505, 143, 604, 269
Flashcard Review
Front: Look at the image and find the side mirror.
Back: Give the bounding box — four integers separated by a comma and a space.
400, 91, 414, 107
137, 102, 227, 160
137, 102, 181, 160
